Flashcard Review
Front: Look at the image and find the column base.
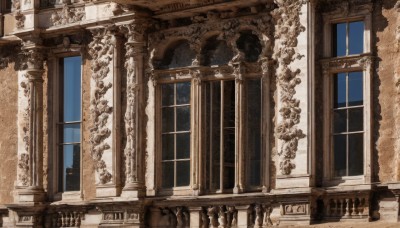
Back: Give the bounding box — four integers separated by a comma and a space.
16, 187, 46, 203
121, 183, 145, 198
96, 185, 121, 198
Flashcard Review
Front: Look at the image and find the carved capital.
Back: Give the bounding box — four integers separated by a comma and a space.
120, 22, 148, 43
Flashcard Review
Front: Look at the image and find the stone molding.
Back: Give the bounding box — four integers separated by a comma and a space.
272, 0, 307, 175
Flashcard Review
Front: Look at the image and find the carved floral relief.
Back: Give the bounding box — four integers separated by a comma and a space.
272, 0, 306, 175
88, 28, 114, 185
51, 5, 85, 27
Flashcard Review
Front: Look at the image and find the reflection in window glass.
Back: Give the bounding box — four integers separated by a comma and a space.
58, 56, 81, 192
161, 82, 191, 188
333, 72, 364, 177
333, 21, 364, 57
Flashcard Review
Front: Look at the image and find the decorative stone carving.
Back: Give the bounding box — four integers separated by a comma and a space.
272, 0, 307, 175
249, 204, 273, 227
120, 24, 146, 186
17, 153, 30, 186
15, 10, 25, 29
88, 28, 114, 185
323, 193, 370, 221
157, 207, 190, 227
51, 4, 85, 26
97, 204, 145, 226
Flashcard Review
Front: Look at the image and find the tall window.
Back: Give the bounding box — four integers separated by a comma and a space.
161, 82, 191, 188
58, 56, 82, 192
204, 80, 235, 192
333, 72, 364, 176
331, 21, 365, 177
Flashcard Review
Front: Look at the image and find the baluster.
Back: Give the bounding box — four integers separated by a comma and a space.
335, 199, 339, 216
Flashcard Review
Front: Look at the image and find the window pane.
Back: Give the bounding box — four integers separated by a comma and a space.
348, 72, 363, 106
333, 23, 346, 57
61, 144, 80, 191
349, 108, 364, 132
162, 107, 174, 133
176, 161, 190, 186
162, 134, 174, 161
176, 133, 190, 159
61, 123, 81, 143
162, 84, 174, 106
349, 21, 364, 55
334, 135, 347, 177
224, 166, 235, 189
348, 133, 363, 176
247, 80, 261, 186
176, 82, 191, 105
333, 110, 347, 133
176, 106, 190, 131
62, 56, 81, 122
223, 81, 235, 128
224, 128, 235, 163
162, 162, 174, 188
334, 73, 346, 108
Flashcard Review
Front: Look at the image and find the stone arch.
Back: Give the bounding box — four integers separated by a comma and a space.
236, 30, 263, 62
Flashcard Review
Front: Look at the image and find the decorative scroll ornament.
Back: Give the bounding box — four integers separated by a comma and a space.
88, 28, 114, 184
272, 0, 306, 175
51, 4, 85, 26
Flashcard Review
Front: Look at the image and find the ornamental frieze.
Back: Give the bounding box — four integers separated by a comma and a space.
51, 4, 85, 27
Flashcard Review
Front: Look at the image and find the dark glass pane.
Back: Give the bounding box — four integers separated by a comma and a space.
349, 108, 364, 132
348, 72, 363, 106
334, 135, 347, 176
247, 80, 261, 186
333, 23, 346, 57
224, 80, 235, 128
162, 84, 174, 106
349, 21, 364, 55
202, 37, 234, 66
224, 166, 235, 189
348, 133, 363, 176
162, 107, 174, 133
176, 161, 190, 186
333, 110, 347, 133
176, 82, 191, 105
63, 56, 81, 122
224, 128, 235, 163
162, 162, 174, 188
162, 134, 174, 160
176, 106, 190, 131
62, 144, 80, 191
176, 133, 190, 159
209, 82, 221, 190
58, 146, 63, 192
334, 73, 346, 108
62, 123, 81, 143
236, 32, 262, 62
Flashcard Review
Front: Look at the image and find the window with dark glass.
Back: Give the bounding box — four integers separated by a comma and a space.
204, 80, 235, 192
333, 72, 364, 176
161, 82, 191, 188
58, 56, 82, 192
246, 79, 262, 187
333, 21, 364, 57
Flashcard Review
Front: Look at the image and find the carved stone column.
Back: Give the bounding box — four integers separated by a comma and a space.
15, 39, 46, 203
120, 22, 147, 198
88, 26, 122, 197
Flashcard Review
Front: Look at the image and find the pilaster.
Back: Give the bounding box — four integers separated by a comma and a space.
88, 26, 122, 198
119, 20, 148, 199
15, 37, 46, 203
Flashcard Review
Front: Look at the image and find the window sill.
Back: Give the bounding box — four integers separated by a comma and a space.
53, 191, 82, 202
323, 175, 365, 187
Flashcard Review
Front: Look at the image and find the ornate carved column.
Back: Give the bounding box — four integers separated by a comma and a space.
120, 21, 147, 198
15, 38, 46, 203
88, 26, 122, 197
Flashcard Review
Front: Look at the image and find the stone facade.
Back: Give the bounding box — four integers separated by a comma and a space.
0, 0, 398, 227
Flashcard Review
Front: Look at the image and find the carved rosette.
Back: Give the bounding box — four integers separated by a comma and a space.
272, 0, 306, 175
88, 28, 114, 185
51, 4, 85, 27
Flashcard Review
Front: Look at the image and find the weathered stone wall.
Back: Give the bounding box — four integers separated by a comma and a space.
374, 0, 399, 183
82, 56, 96, 201
0, 63, 18, 204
